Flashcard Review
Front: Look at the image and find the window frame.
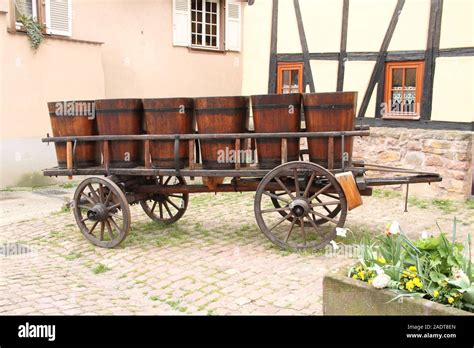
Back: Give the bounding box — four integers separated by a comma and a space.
276, 62, 304, 94
383, 60, 425, 120
14, 0, 40, 31
190, 0, 221, 50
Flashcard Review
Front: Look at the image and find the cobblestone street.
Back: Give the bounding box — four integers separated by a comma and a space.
1, 185, 472, 315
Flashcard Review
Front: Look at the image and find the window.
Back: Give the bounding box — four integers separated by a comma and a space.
12, 0, 72, 37
173, 0, 241, 51
277, 62, 303, 94
15, 0, 37, 30
191, 0, 219, 48
384, 61, 424, 119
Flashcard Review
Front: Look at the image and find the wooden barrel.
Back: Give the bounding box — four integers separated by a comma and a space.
303, 92, 357, 168
195, 96, 248, 169
95, 99, 143, 168
143, 98, 193, 169
48, 100, 101, 168
252, 93, 301, 169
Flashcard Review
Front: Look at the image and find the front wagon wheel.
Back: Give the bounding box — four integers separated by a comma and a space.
254, 161, 347, 251
73, 176, 131, 248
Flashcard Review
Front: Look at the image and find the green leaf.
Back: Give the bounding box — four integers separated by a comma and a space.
462, 286, 474, 304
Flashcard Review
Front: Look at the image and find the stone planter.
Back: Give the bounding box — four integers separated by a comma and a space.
323, 267, 473, 316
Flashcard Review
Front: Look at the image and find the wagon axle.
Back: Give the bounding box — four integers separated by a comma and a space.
289, 199, 309, 218
86, 204, 109, 222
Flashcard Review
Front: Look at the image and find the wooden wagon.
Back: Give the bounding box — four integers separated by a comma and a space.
42, 125, 441, 251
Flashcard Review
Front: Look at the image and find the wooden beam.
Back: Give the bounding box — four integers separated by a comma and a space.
356, 118, 473, 131
293, 0, 315, 92
357, 0, 405, 118
374, 58, 386, 118
337, 0, 349, 91
268, 0, 279, 93
421, 0, 443, 120
439, 46, 474, 57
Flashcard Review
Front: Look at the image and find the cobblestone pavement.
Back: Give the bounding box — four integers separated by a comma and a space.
0, 186, 472, 315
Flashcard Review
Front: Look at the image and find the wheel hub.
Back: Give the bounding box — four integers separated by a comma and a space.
87, 203, 109, 222
289, 199, 309, 217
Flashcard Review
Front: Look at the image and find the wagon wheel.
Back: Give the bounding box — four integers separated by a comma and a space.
270, 191, 341, 225
254, 161, 347, 251
140, 176, 188, 224
73, 176, 131, 248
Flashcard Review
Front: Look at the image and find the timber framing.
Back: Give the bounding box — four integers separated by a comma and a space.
267, 0, 279, 94
357, 0, 405, 118
267, 0, 473, 125
293, 0, 315, 92
356, 118, 473, 132
421, 0, 443, 120
336, 0, 349, 91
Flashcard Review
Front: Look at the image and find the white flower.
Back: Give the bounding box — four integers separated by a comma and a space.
373, 264, 385, 275
372, 274, 391, 289
336, 227, 347, 238
388, 221, 400, 235
452, 268, 469, 283
330, 240, 339, 250
421, 231, 428, 239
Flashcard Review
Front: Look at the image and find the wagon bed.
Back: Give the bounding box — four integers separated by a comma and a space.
42, 127, 442, 251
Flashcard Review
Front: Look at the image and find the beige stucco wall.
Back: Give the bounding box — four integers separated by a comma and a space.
241, 0, 272, 95
309, 60, 338, 92
440, 0, 474, 48
431, 57, 474, 123
70, 0, 243, 98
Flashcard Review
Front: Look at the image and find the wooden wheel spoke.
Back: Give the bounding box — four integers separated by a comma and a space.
80, 216, 89, 223
269, 213, 292, 231
164, 176, 172, 186
284, 218, 297, 243
109, 217, 121, 234
107, 202, 121, 211
293, 169, 300, 197
299, 218, 306, 245
321, 192, 339, 200
309, 209, 339, 224
263, 190, 290, 204
274, 177, 295, 200
159, 201, 164, 219
162, 200, 173, 217
168, 194, 183, 199
88, 220, 99, 234
81, 193, 96, 206
306, 215, 322, 234
87, 184, 100, 203
104, 190, 113, 206
308, 183, 332, 202
303, 172, 316, 198
105, 220, 114, 240
261, 206, 290, 214
99, 222, 105, 238
78, 204, 93, 210
314, 196, 333, 214
165, 197, 180, 211
151, 201, 158, 214
309, 200, 340, 208
98, 184, 104, 203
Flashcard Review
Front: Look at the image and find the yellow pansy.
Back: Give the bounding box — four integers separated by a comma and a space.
352, 274, 358, 279
358, 271, 365, 280
413, 277, 422, 288
448, 297, 454, 304
377, 257, 386, 264
368, 279, 373, 285
405, 280, 415, 291
433, 290, 439, 298
408, 266, 417, 273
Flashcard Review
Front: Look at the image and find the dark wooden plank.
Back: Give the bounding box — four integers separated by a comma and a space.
293, 0, 315, 92
357, 0, 406, 118
356, 118, 473, 131
421, 0, 444, 120
374, 59, 386, 118
268, 0, 279, 93
337, 0, 349, 91
439, 46, 474, 57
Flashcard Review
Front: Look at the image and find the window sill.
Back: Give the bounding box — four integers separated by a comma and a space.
188, 45, 226, 53
382, 114, 420, 120
7, 28, 104, 45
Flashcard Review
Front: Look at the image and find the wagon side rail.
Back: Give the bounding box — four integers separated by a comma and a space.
42, 128, 370, 177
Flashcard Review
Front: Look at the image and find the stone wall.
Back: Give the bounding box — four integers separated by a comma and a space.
352, 127, 473, 199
